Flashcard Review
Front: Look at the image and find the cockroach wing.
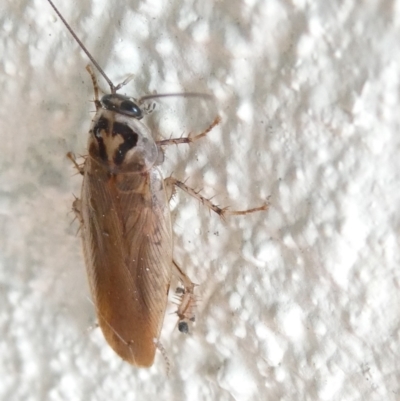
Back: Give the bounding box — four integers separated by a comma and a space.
80, 156, 172, 367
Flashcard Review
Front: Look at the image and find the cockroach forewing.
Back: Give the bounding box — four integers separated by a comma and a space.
80, 111, 173, 367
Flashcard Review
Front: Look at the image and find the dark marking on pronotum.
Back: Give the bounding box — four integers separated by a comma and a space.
114, 125, 139, 165
93, 117, 108, 161
93, 117, 139, 164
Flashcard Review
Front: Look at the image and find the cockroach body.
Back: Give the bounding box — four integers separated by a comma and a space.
47, 0, 267, 367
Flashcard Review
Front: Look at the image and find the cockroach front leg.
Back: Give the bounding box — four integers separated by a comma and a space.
86, 65, 134, 108
85, 65, 101, 110
172, 261, 197, 334
67, 151, 85, 176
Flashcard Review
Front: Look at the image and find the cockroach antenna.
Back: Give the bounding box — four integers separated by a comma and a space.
46, 0, 121, 93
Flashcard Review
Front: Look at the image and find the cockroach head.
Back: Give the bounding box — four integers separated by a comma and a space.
101, 94, 143, 119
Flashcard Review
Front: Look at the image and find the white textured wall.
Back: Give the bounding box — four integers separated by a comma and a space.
2, 0, 400, 400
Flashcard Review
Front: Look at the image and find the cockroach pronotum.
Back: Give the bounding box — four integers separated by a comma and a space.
47, 0, 268, 367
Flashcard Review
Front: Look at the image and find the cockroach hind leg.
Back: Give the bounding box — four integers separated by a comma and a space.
156, 115, 221, 147
175, 291, 197, 334
172, 261, 197, 293
154, 339, 171, 376
165, 177, 269, 219
172, 261, 197, 334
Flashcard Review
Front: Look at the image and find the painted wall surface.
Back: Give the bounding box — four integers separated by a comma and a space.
1, 0, 399, 400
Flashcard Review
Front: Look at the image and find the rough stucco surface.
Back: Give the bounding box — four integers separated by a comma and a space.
1, 0, 400, 400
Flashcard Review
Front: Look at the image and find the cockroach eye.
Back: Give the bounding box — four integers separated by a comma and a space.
120, 100, 142, 118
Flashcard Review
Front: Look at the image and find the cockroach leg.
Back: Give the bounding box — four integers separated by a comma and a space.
142, 101, 156, 115
160, 114, 267, 218
164, 176, 268, 219
86, 64, 133, 106
72, 196, 83, 225
114, 74, 135, 92
154, 339, 171, 376
69, 194, 82, 235
156, 115, 221, 147
172, 261, 196, 292
172, 261, 197, 334
85, 65, 101, 110
67, 152, 84, 175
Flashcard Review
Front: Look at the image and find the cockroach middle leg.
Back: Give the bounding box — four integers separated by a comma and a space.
164, 176, 268, 219
156, 116, 221, 147
159, 114, 268, 217
172, 261, 197, 334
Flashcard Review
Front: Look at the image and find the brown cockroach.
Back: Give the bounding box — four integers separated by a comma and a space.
47, 0, 267, 367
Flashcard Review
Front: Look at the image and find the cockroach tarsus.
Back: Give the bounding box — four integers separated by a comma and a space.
47, 0, 268, 368
172, 261, 198, 334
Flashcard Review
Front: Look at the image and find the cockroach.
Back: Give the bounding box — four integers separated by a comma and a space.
47, 0, 268, 367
